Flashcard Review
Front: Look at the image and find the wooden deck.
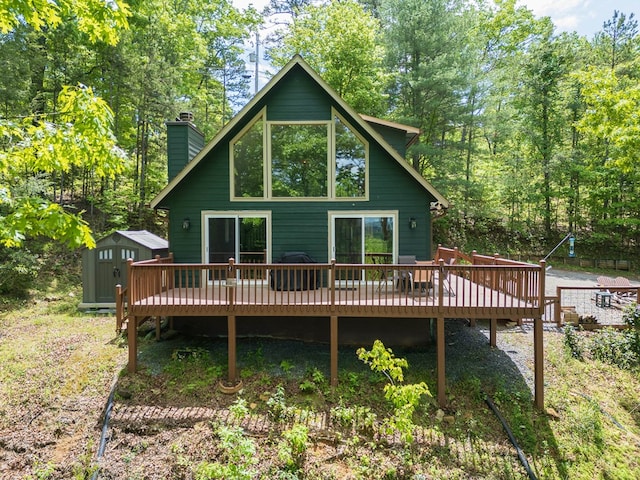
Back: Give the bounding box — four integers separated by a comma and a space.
117, 247, 546, 408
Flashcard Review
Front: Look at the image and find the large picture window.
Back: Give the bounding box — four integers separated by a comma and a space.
230, 108, 368, 200
271, 123, 328, 197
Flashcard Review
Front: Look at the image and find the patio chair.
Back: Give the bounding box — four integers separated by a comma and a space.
395, 255, 416, 294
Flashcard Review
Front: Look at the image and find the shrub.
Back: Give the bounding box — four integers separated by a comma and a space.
357, 340, 431, 443
563, 325, 584, 360
589, 328, 637, 370
194, 426, 256, 480
278, 424, 309, 471
622, 303, 640, 356
0, 248, 40, 296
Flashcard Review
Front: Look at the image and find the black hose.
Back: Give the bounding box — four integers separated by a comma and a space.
91, 375, 118, 480
574, 392, 626, 431
485, 395, 538, 480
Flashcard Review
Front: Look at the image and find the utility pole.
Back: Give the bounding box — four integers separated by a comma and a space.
254, 30, 259, 94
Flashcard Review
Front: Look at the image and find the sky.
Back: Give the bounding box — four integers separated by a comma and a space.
233, 0, 638, 39
517, 0, 638, 38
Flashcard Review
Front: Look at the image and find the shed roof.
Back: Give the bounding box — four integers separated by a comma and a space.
150, 55, 448, 210
114, 230, 168, 250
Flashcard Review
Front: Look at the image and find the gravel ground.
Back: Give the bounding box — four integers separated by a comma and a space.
131, 269, 621, 402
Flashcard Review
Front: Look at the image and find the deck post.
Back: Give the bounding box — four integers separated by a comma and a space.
534, 315, 544, 409
437, 259, 445, 307
227, 315, 237, 384
490, 318, 497, 347
535, 261, 546, 409
330, 315, 338, 387
115, 284, 123, 332
555, 286, 562, 326
127, 315, 137, 373
436, 317, 446, 407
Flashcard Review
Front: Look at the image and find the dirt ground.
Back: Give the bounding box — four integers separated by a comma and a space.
1, 268, 636, 478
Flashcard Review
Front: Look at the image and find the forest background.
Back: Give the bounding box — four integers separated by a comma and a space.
1, 0, 639, 293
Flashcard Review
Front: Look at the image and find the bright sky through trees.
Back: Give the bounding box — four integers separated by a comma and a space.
233, 0, 638, 38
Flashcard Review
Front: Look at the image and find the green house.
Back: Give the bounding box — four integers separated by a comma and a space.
151, 55, 448, 268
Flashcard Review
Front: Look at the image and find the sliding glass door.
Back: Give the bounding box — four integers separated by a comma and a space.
331, 212, 396, 280
204, 212, 269, 281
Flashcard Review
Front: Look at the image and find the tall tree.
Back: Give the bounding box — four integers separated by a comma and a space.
269, 0, 387, 115
0, 86, 126, 247
593, 10, 638, 70
0, 0, 131, 247
380, 0, 471, 198
516, 35, 568, 237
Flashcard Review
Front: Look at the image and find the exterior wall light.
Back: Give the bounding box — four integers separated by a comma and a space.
182, 218, 191, 231
409, 217, 417, 229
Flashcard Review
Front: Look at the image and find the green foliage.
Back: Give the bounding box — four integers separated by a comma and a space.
194, 425, 257, 480
280, 359, 294, 375
589, 328, 638, 370
229, 397, 250, 421
0, 248, 40, 296
0, 85, 126, 248
298, 379, 316, 393
357, 340, 431, 443
0, 0, 131, 46
622, 303, 640, 355
563, 325, 584, 360
277, 424, 309, 471
270, 0, 387, 114
330, 403, 377, 436
357, 339, 408, 385
267, 384, 292, 423
164, 347, 222, 397
565, 322, 639, 370
575, 66, 640, 174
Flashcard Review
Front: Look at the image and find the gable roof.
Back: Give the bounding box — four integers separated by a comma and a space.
150, 55, 448, 210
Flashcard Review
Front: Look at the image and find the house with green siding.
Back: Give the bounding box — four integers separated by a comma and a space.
128, 56, 545, 407
151, 55, 448, 270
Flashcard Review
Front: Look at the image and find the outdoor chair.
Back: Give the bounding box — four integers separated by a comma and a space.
395, 255, 416, 294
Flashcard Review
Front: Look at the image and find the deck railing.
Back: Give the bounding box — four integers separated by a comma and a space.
118, 249, 544, 323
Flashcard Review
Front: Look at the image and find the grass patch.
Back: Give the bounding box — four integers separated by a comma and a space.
0, 291, 126, 478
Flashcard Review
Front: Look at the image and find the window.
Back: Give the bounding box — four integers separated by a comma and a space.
230, 108, 368, 200
271, 123, 328, 197
232, 115, 264, 198
334, 115, 366, 197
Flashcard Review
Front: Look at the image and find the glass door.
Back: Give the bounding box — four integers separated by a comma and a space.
332, 213, 395, 282
205, 214, 268, 281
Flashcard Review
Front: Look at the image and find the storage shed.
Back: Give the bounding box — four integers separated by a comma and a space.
80, 230, 168, 308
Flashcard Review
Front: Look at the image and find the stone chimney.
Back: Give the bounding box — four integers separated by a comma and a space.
166, 112, 205, 181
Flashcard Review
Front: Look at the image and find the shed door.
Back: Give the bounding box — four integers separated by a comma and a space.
96, 246, 139, 302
